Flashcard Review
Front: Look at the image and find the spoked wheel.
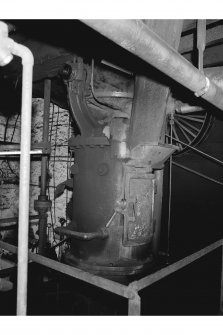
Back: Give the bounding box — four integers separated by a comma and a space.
166, 109, 214, 155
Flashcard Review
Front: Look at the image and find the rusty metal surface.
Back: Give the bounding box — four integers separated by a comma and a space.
64, 21, 184, 275
66, 143, 152, 276
123, 166, 155, 246
65, 140, 157, 276
66, 66, 157, 274
67, 20, 183, 274
81, 20, 223, 112
130, 143, 178, 167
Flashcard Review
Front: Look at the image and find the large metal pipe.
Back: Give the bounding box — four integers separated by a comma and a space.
81, 20, 223, 111
0, 22, 34, 315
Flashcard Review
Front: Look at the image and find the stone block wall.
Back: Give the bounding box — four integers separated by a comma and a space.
0, 98, 73, 249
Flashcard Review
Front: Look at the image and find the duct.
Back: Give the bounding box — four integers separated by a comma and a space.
81, 20, 223, 111
0, 21, 34, 315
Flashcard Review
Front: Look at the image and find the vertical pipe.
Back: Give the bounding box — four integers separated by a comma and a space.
220, 245, 223, 314
0, 22, 34, 315
38, 213, 49, 255
40, 79, 51, 196
128, 293, 141, 315
14, 48, 34, 315
36, 79, 52, 255
197, 20, 206, 72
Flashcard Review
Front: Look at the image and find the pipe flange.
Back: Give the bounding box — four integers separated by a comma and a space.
194, 77, 210, 97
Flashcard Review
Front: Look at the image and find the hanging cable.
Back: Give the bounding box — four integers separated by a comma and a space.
172, 162, 223, 187
165, 134, 223, 167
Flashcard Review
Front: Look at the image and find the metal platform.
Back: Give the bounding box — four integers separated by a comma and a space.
0, 238, 222, 315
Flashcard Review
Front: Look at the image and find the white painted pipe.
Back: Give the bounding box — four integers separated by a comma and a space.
0, 22, 34, 315
0, 150, 42, 156
12, 43, 34, 316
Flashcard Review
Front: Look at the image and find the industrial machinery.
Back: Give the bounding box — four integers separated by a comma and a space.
48, 20, 182, 277
0, 19, 223, 315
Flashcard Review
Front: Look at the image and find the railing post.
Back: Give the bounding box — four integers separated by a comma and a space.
128, 292, 141, 316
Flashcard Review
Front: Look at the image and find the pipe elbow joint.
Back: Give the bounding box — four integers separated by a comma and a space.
9, 39, 34, 66
0, 36, 34, 67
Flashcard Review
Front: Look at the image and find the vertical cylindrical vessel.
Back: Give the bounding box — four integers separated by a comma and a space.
65, 140, 155, 277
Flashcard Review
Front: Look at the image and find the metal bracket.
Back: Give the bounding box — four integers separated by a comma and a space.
130, 143, 178, 168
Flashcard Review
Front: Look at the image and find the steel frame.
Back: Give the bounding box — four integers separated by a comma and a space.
0, 239, 222, 315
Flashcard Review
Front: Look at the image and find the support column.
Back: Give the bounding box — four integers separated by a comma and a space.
128, 293, 141, 316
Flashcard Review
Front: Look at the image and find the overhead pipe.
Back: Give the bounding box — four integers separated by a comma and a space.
0, 22, 34, 315
81, 20, 223, 111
